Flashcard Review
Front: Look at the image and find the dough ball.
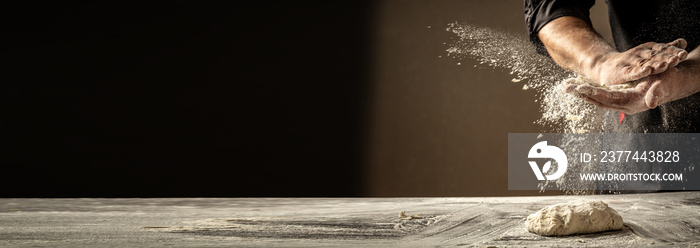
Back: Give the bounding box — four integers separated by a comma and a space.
525, 200, 624, 236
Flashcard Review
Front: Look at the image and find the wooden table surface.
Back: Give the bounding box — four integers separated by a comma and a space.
0, 192, 698, 247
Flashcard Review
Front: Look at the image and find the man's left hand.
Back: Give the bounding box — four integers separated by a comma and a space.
562, 78, 652, 114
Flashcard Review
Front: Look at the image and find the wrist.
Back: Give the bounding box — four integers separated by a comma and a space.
679, 51, 700, 93
683, 62, 700, 96
581, 51, 617, 86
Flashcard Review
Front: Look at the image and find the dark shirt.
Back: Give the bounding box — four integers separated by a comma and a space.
524, 0, 700, 133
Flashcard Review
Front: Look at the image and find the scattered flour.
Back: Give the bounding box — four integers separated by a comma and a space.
525, 200, 624, 236
445, 23, 615, 193
394, 212, 445, 233
445, 23, 605, 134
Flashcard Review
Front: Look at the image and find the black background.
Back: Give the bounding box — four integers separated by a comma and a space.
4, 1, 372, 197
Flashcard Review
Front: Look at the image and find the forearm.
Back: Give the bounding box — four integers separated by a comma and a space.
537, 16, 615, 79
680, 45, 700, 76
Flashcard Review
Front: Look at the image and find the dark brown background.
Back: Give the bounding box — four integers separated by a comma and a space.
2, 1, 611, 197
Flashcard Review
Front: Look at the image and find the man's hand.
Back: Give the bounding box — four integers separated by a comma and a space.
593, 38, 688, 86
562, 79, 652, 114
538, 17, 688, 86
563, 46, 700, 114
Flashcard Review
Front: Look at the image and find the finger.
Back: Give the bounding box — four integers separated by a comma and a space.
663, 39, 689, 61
645, 83, 660, 109
586, 90, 634, 106
564, 82, 646, 113
583, 86, 645, 109
644, 49, 683, 71
562, 80, 581, 94
562, 81, 581, 95
563, 78, 577, 85
579, 96, 638, 113
565, 83, 608, 101
662, 47, 688, 63
563, 81, 602, 97
638, 43, 686, 67
565, 79, 643, 103
563, 84, 625, 110
644, 81, 669, 109
651, 42, 686, 58
649, 61, 669, 75
634, 80, 651, 92
650, 51, 675, 64
677, 49, 689, 61
651, 43, 670, 52
667, 38, 688, 50
666, 55, 681, 67
622, 65, 652, 82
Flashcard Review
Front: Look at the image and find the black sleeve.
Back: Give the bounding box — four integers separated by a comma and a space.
524, 0, 595, 56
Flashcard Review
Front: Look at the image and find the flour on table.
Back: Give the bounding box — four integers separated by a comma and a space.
525, 200, 624, 236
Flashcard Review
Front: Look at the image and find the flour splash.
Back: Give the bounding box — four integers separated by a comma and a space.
446, 23, 609, 193
446, 23, 606, 133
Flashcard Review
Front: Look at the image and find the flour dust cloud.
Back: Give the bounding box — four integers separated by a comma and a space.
445, 22, 607, 134
445, 23, 611, 193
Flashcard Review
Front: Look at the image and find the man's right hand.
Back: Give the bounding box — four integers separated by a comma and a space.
593, 38, 688, 86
